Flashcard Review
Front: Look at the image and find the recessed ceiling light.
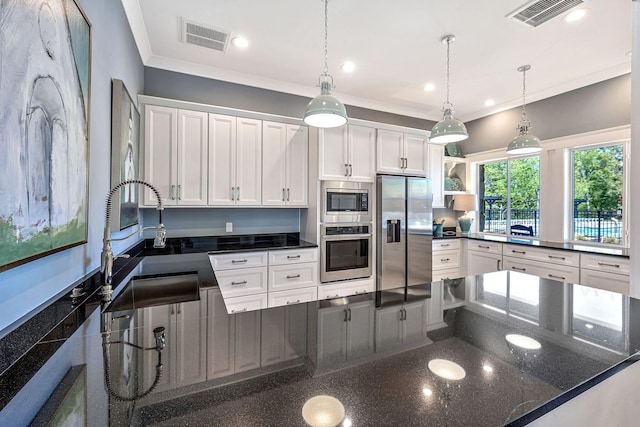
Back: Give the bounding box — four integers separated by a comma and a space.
341, 61, 356, 73
423, 83, 435, 92
231, 36, 249, 48
564, 8, 589, 23
484, 99, 495, 107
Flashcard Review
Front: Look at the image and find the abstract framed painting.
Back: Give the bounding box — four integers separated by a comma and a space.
110, 79, 140, 231
0, 0, 91, 273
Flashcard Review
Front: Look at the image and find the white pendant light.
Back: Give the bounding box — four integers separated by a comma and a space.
303, 0, 348, 128
506, 65, 543, 155
430, 35, 468, 144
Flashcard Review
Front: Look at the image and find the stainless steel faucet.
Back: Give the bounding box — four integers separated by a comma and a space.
100, 179, 166, 300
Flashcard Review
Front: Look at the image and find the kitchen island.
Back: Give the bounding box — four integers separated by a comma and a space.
2, 253, 639, 426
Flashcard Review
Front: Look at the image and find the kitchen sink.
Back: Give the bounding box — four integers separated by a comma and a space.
104, 271, 200, 312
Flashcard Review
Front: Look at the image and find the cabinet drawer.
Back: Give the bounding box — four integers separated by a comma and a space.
209, 252, 268, 270
503, 256, 580, 283
215, 267, 268, 297
468, 240, 502, 255
432, 239, 461, 252
432, 267, 463, 282
269, 248, 318, 265
579, 269, 629, 295
269, 262, 318, 291
503, 244, 580, 267
223, 293, 268, 314
432, 250, 461, 270
268, 287, 318, 308
580, 254, 630, 275
318, 278, 374, 300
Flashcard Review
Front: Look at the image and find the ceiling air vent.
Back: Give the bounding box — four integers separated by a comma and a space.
507, 0, 584, 27
182, 18, 230, 52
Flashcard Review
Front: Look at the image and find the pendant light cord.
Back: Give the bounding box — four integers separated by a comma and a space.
445, 37, 451, 106
521, 67, 527, 121
323, 0, 329, 75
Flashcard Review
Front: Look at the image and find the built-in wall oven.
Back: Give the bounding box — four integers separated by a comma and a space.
321, 181, 372, 223
320, 224, 372, 283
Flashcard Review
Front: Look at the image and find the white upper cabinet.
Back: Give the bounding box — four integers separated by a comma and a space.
143, 105, 208, 206
376, 129, 427, 176
319, 125, 375, 182
428, 144, 445, 208
208, 114, 262, 206
262, 121, 308, 206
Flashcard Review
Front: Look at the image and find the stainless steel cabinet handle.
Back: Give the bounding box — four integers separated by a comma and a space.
354, 290, 368, 295
231, 259, 248, 264
170, 185, 176, 200
177, 185, 182, 200
286, 274, 301, 279
349, 164, 353, 176
441, 258, 450, 262
330, 294, 341, 298
286, 300, 301, 305
171, 307, 175, 315
497, 259, 501, 271
287, 255, 301, 259
348, 308, 352, 321
512, 250, 526, 254
548, 274, 566, 280
287, 188, 290, 201
236, 187, 240, 200
511, 266, 526, 272
231, 186, 235, 201
441, 244, 450, 247
548, 255, 566, 260
177, 306, 181, 314
231, 280, 247, 285
282, 188, 285, 201
344, 309, 348, 322
345, 164, 349, 176
598, 262, 621, 268
231, 308, 248, 313
478, 245, 490, 249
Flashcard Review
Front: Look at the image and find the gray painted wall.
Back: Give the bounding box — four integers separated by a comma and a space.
0, 0, 144, 334
144, 67, 436, 129
461, 74, 631, 154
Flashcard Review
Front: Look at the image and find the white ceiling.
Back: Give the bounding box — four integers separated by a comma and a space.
122, 0, 632, 122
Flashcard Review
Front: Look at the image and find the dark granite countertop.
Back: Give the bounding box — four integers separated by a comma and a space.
434, 233, 630, 258
2, 262, 640, 425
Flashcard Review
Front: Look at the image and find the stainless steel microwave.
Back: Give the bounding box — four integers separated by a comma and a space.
321, 181, 372, 223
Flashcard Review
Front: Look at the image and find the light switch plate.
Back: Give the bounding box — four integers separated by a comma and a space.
226, 222, 233, 232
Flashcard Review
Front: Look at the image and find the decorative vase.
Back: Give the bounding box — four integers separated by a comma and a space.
433, 223, 443, 238
458, 217, 473, 234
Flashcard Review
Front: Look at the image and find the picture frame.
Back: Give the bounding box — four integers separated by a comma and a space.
0, 0, 92, 272
110, 79, 141, 231
31, 365, 87, 426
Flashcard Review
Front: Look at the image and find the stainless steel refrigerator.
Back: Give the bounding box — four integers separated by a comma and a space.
376, 175, 432, 291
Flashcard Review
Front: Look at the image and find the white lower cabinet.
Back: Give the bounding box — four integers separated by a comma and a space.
579, 269, 630, 295
432, 239, 462, 279
215, 267, 268, 298
143, 295, 207, 392
260, 304, 308, 367
268, 287, 317, 307
317, 278, 374, 300
375, 300, 428, 352
503, 256, 580, 283
317, 300, 374, 363
206, 288, 262, 379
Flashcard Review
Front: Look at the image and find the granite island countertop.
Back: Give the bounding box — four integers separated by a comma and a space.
3, 259, 639, 426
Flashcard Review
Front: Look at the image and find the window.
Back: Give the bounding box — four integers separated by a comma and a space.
478, 156, 540, 237
571, 144, 625, 245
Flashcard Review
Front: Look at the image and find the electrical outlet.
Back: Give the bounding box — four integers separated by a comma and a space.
226, 222, 233, 232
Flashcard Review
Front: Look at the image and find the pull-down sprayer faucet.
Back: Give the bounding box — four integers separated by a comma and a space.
101, 179, 166, 300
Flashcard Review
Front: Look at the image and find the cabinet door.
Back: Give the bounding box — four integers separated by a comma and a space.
348, 125, 376, 182
208, 114, 236, 206
376, 129, 404, 174
467, 251, 502, 276
375, 306, 403, 352
142, 304, 174, 392
234, 311, 261, 373
260, 307, 287, 366
428, 144, 445, 208
286, 125, 308, 205
235, 118, 262, 206
176, 110, 208, 206
262, 121, 288, 206
346, 300, 374, 359
317, 305, 348, 363
143, 105, 177, 206
319, 127, 349, 180
207, 288, 235, 380
403, 133, 427, 176
174, 297, 207, 387
403, 301, 428, 344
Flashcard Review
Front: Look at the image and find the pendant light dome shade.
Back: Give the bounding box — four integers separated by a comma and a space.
430, 35, 468, 145
303, 0, 348, 128
304, 80, 348, 128
506, 65, 542, 154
